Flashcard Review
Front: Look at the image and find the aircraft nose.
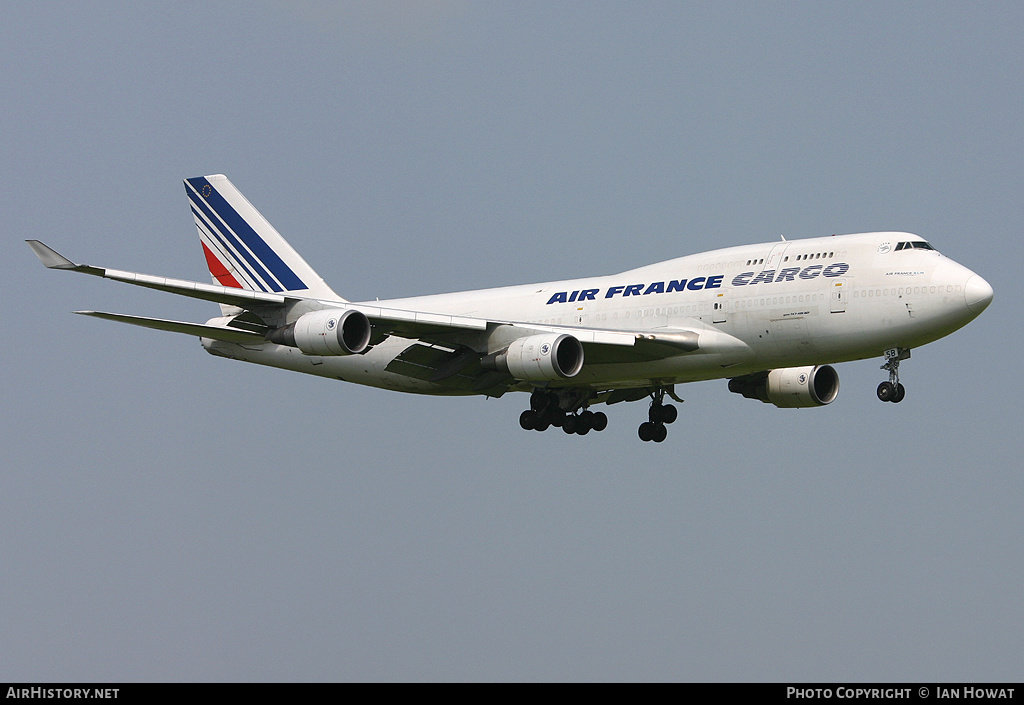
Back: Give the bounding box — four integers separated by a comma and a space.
964, 274, 994, 313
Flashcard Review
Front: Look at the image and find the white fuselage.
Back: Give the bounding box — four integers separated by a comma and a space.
204, 232, 990, 395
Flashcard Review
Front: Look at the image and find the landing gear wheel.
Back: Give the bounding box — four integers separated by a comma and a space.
590, 411, 608, 432
562, 415, 578, 434
659, 404, 677, 424
877, 382, 894, 402
648, 386, 680, 424
639, 421, 667, 442
892, 383, 905, 403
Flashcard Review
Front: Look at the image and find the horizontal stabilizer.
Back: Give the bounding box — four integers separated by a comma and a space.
75, 311, 267, 344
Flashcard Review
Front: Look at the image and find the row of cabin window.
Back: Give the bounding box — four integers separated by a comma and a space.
854, 284, 962, 298
738, 294, 820, 308
744, 252, 835, 266
537, 304, 708, 324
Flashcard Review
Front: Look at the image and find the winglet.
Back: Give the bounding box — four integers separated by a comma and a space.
26, 240, 79, 269
26, 240, 104, 276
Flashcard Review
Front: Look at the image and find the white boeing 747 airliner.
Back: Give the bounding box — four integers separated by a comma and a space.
29, 174, 993, 442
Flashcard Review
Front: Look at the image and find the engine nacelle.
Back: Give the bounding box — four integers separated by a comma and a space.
483, 333, 584, 381
268, 309, 371, 356
728, 365, 839, 408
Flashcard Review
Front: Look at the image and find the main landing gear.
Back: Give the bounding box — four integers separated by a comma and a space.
519, 389, 608, 436
638, 388, 679, 443
877, 347, 910, 403
518, 386, 682, 442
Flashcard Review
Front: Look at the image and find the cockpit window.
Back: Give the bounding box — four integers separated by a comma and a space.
894, 241, 936, 252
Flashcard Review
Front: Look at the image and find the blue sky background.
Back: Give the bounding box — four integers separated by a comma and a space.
2, 1, 1021, 681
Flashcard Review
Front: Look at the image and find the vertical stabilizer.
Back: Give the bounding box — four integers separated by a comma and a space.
184, 175, 345, 306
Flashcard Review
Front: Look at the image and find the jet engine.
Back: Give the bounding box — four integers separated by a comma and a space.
482, 333, 584, 381
268, 309, 371, 356
728, 365, 839, 408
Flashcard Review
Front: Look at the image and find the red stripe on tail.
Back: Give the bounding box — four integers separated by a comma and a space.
201, 241, 243, 288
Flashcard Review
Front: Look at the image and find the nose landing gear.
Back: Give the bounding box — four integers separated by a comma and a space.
877, 347, 910, 403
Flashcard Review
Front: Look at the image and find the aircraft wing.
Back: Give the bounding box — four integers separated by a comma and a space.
29, 240, 708, 358
28, 239, 485, 335
27, 240, 290, 309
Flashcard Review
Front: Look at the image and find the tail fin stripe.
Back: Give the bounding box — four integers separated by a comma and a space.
190, 204, 269, 292
186, 186, 281, 292
200, 241, 243, 288
186, 177, 307, 291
